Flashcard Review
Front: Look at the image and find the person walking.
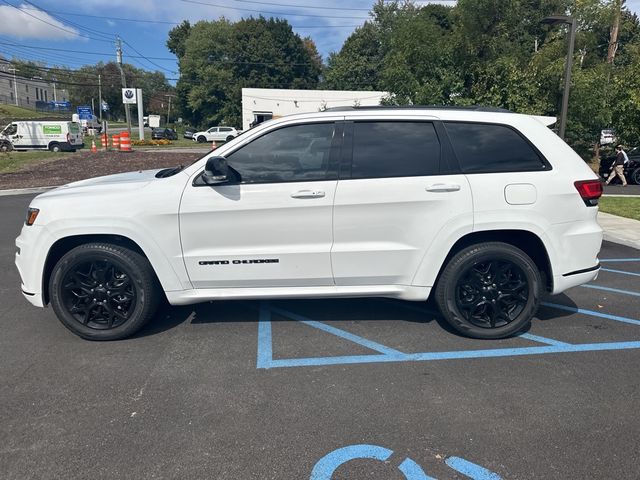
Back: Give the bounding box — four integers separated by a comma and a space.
606, 145, 628, 186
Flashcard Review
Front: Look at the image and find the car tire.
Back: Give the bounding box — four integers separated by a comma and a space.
49, 143, 61, 152
0, 141, 12, 152
226, 135, 234, 142
197, 135, 207, 143
434, 242, 541, 339
631, 168, 640, 185
49, 243, 161, 341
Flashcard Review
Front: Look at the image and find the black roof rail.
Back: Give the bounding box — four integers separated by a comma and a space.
324, 105, 513, 113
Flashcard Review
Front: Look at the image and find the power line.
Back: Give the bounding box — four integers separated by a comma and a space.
12, 6, 363, 28
231, 0, 370, 11
0, 0, 113, 43
180, 0, 370, 19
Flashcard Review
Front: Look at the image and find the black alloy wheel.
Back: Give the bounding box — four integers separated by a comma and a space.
197, 135, 206, 143
60, 259, 136, 330
435, 242, 541, 339
631, 168, 640, 185
455, 260, 529, 329
49, 243, 160, 340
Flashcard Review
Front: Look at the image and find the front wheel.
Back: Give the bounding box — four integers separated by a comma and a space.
434, 242, 541, 339
197, 135, 207, 143
631, 168, 640, 185
49, 243, 160, 340
0, 141, 12, 152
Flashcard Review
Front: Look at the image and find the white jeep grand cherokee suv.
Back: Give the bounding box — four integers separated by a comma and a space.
15, 106, 603, 341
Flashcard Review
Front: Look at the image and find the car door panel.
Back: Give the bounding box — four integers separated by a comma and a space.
179, 120, 341, 289
331, 120, 473, 286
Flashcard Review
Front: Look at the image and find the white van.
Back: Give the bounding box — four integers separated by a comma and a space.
0, 121, 84, 152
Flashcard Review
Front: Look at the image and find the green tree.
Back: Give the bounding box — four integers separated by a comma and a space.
170, 16, 321, 128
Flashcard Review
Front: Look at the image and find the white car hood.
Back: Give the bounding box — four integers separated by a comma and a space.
38, 169, 164, 198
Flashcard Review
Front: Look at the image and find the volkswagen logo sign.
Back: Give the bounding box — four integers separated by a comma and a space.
124, 89, 134, 99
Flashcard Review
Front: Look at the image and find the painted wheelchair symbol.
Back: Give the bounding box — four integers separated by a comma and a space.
310, 444, 502, 480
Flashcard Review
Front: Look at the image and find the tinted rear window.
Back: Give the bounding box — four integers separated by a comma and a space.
444, 122, 546, 173
351, 122, 440, 179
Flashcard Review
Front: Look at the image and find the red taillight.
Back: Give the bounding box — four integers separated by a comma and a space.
574, 180, 603, 206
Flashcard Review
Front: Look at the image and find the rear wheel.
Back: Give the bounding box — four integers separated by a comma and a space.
49, 143, 61, 152
435, 242, 541, 339
49, 243, 160, 340
226, 135, 235, 142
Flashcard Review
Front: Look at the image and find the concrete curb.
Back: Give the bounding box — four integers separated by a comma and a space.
598, 212, 640, 251
0, 186, 58, 197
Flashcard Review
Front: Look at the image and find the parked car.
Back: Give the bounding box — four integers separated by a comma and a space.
599, 146, 640, 185
183, 129, 194, 140
1, 121, 84, 152
151, 128, 178, 140
600, 129, 616, 146
16, 106, 603, 341
192, 126, 240, 143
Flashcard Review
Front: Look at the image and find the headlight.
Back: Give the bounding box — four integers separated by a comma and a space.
26, 208, 39, 226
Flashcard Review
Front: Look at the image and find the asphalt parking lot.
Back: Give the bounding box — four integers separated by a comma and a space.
2, 193, 640, 480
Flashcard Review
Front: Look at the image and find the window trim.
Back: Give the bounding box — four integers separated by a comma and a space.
441, 120, 553, 174
341, 120, 446, 181
193, 121, 342, 187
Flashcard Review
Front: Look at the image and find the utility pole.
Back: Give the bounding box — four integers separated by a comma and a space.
165, 94, 174, 125
8, 68, 18, 106
541, 15, 576, 141
98, 73, 103, 123
116, 36, 132, 135
607, 0, 623, 64
53, 82, 57, 102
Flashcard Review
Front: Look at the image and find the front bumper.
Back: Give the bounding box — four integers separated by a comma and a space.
15, 224, 52, 308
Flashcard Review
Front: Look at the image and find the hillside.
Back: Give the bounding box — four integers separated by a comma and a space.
0, 104, 69, 126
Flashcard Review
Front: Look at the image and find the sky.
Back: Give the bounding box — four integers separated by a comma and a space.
0, 0, 639, 83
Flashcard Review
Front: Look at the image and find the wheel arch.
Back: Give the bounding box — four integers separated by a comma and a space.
42, 234, 158, 305
431, 230, 553, 293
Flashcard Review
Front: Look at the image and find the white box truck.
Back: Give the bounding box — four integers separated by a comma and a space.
0, 121, 84, 152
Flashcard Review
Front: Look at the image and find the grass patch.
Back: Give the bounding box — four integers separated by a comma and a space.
0, 105, 68, 125
0, 150, 65, 173
599, 197, 640, 221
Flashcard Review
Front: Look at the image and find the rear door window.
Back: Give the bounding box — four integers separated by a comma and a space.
351, 122, 440, 179
444, 122, 547, 173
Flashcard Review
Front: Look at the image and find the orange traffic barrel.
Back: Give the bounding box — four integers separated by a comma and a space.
100, 133, 108, 150
119, 131, 132, 152
112, 134, 120, 150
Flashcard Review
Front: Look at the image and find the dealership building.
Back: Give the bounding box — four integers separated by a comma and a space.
0, 57, 69, 109
241, 88, 388, 131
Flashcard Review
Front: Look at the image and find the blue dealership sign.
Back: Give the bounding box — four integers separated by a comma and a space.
77, 105, 93, 120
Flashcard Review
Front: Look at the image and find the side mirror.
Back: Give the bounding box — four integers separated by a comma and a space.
202, 156, 229, 185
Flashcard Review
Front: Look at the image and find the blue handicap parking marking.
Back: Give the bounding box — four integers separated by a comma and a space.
599, 258, 640, 263
600, 267, 640, 278
310, 444, 502, 480
257, 295, 640, 369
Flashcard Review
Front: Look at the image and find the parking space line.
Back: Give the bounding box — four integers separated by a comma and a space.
581, 284, 640, 297
518, 333, 571, 346
257, 301, 640, 369
257, 303, 274, 369
599, 258, 640, 262
270, 306, 406, 356
445, 456, 503, 480
542, 302, 640, 326
601, 267, 640, 278
264, 341, 640, 369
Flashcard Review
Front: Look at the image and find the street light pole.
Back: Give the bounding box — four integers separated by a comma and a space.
541, 15, 577, 141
